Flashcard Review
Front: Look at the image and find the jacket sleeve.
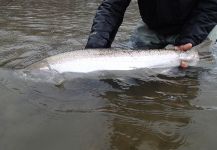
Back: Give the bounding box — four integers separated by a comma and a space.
175, 0, 217, 46
85, 0, 131, 48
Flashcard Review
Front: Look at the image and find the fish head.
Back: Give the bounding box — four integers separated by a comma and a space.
26, 60, 51, 71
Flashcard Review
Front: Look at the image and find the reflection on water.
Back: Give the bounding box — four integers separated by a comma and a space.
0, 67, 212, 150
1, 0, 217, 150
99, 72, 198, 150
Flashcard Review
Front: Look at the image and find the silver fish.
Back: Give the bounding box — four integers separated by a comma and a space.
27, 40, 213, 73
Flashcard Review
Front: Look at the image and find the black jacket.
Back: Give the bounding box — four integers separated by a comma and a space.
86, 0, 217, 48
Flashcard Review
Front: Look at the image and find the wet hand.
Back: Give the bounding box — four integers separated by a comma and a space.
175, 43, 193, 51
180, 60, 189, 68
175, 43, 193, 68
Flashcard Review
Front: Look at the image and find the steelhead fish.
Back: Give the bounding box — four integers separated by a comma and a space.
27, 40, 213, 73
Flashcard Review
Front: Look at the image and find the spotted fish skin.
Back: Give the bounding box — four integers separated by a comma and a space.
27, 40, 212, 73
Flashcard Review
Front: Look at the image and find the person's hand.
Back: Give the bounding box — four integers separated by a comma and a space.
175, 43, 193, 68
175, 43, 192, 51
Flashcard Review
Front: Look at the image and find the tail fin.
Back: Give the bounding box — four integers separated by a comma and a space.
193, 38, 216, 68
193, 38, 213, 52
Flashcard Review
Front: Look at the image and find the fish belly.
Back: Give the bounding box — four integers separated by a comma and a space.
47, 54, 180, 73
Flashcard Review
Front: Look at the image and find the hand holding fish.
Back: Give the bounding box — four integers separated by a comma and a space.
175, 43, 193, 68
175, 43, 193, 51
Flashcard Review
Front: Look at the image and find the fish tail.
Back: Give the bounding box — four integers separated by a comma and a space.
194, 38, 216, 67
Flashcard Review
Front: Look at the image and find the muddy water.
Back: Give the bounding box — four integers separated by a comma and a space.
0, 0, 217, 150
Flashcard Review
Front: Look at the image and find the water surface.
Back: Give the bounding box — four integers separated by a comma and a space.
1, 0, 217, 150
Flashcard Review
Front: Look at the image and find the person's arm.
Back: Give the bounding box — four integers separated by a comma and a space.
175, 0, 217, 50
85, 0, 131, 48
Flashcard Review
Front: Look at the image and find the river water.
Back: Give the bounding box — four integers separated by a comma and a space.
0, 0, 217, 150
